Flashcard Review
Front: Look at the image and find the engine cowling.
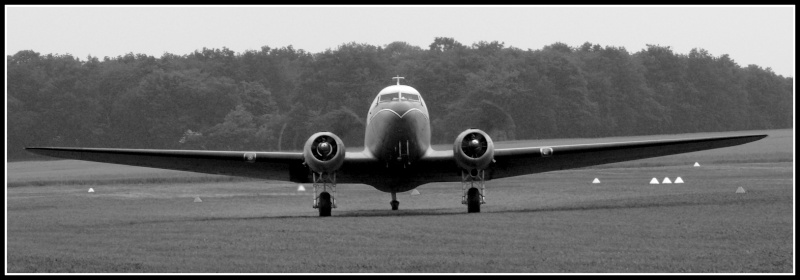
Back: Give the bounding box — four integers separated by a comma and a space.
453, 129, 494, 172
303, 132, 346, 173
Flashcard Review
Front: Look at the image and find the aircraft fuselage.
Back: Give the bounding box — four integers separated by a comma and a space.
362, 85, 433, 192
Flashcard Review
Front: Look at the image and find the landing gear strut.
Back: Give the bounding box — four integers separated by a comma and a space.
312, 172, 337, 217
390, 191, 399, 210
461, 169, 486, 213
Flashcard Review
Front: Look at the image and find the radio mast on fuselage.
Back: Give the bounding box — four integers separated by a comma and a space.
392, 76, 404, 85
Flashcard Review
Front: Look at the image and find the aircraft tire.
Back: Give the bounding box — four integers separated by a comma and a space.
318, 192, 332, 217
390, 200, 399, 210
467, 187, 481, 213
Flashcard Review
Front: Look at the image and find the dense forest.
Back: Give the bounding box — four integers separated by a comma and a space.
7, 38, 794, 160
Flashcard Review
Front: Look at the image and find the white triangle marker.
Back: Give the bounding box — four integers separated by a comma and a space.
650, 178, 659, 184
674, 177, 684, 184
410, 189, 420, 195
88, 188, 95, 193
662, 177, 672, 184
194, 197, 202, 202
297, 185, 306, 192
694, 162, 700, 167
592, 178, 600, 184
736, 187, 746, 193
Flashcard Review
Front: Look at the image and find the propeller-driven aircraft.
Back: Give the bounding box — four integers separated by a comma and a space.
26, 77, 767, 216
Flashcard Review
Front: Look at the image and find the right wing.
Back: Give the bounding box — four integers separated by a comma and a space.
396, 134, 767, 183
488, 134, 768, 179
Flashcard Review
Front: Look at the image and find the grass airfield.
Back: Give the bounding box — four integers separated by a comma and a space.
6, 129, 794, 273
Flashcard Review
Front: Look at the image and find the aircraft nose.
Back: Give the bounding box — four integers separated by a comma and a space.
389, 102, 414, 116
368, 100, 427, 128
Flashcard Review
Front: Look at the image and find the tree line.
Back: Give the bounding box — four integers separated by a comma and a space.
7, 38, 793, 160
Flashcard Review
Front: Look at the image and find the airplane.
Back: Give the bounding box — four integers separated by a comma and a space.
26, 76, 767, 216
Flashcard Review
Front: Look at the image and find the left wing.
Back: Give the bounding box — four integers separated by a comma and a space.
25, 147, 385, 184
24, 147, 310, 182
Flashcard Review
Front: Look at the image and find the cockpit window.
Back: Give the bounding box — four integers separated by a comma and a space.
401, 93, 420, 102
379, 92, 421, 103
379, 94, 397, 103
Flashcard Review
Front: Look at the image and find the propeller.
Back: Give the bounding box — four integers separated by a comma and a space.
312, 136, 337, 161
461, 132, 488, 158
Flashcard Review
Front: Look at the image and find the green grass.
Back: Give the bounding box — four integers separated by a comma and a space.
6, 162, 794, 273
6, 128, 794, 273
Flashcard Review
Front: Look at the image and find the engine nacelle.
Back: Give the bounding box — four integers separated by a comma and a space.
303, 132, 346, 173
453, 129, 495, 172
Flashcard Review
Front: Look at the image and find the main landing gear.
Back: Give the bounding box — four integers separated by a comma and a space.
461, 169, 486, 213
390, 191, 400, 210
312, 171, 337, 217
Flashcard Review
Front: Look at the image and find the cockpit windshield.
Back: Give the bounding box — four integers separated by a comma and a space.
401, 93, 420, 101
379, 92, 421, 103
378, 92, 420, 103
379, 94, 397, 102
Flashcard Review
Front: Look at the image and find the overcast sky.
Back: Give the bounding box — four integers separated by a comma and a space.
5, 5, 795, 77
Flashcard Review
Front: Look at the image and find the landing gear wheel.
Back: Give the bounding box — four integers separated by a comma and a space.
318, 192, 332, 217
390, 200, 400, 210
467, 187, 481, 213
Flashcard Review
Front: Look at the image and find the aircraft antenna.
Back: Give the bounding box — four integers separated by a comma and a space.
393, 76, 404, 85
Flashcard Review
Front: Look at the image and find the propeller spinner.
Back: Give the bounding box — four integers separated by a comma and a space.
461, 133, 487, 158
312, 136, 337, 160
